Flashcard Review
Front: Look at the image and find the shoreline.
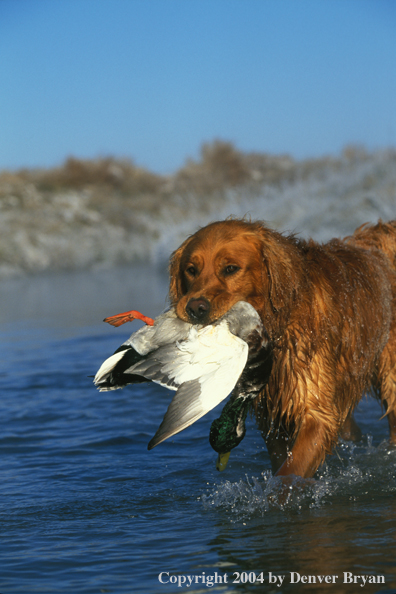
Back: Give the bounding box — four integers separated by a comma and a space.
1, 145, 395, 279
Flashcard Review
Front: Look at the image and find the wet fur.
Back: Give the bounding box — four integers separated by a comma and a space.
169, 219, 396, 478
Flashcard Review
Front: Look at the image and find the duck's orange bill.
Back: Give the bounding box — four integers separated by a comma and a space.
103, 309, 155, 327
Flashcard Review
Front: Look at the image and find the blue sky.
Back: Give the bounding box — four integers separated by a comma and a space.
0, 0, 395, 173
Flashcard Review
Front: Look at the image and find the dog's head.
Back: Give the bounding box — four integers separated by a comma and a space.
169, 219, 300, 326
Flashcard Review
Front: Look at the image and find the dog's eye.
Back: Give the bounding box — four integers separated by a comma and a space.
224, 265, 240, 276
186, 266, 197, 277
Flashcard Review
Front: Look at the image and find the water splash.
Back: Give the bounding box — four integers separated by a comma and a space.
201, 435, 396, 520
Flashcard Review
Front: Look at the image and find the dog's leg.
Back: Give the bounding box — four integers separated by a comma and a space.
385, 409, 396, 444
339, 411, 362, 442
274, 415, 335, 479
262, 426, 289, 473
376, 333, 396, 444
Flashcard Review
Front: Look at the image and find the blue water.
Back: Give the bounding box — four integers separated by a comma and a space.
1, 266, 396, 594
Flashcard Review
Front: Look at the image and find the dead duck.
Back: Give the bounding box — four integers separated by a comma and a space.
94, 301, 270, 458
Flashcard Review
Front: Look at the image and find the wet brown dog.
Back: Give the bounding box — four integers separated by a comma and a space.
169, 219, 396, 478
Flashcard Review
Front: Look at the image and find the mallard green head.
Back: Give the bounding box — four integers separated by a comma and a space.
209, 395, 251, 471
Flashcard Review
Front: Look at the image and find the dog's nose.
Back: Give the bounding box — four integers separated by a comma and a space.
186, 297, 210, 322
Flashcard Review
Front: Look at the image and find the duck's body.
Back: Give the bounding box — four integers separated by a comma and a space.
94, 301, 271, 456
209, 335, 273, 470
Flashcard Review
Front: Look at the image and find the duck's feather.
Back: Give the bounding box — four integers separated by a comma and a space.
94, 301, 266, 448
94, 350, 126, 385
143, 326, 249, 448
125, 309, 192, 356
128, 322, 245, 382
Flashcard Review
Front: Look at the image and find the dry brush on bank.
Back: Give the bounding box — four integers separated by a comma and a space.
0, 141, 395, 277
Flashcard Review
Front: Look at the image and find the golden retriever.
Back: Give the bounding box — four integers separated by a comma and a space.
169, 219, 396, 478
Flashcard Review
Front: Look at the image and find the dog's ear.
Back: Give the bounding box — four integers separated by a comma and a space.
254, 226, 301, 313
168, 237, 192, 304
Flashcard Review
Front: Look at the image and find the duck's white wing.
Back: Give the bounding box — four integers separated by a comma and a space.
127, 322, 243, 387
123, 343, 183, 391
94, 350, 128, 389
146, 324, 249, 449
